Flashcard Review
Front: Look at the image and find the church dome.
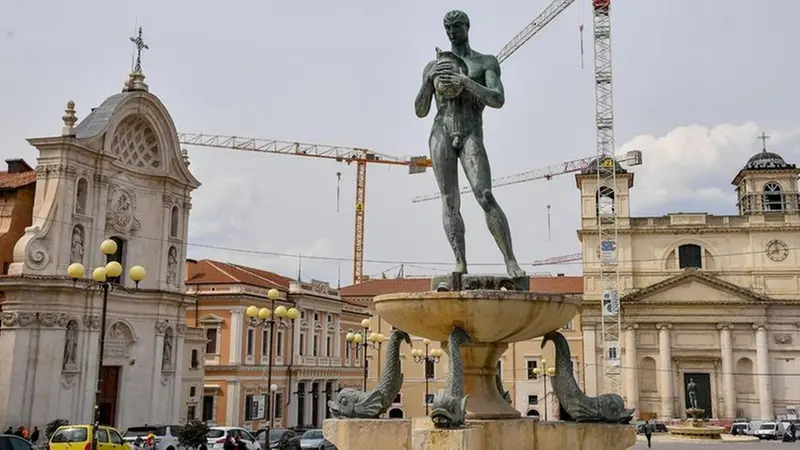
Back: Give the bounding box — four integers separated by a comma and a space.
743, 150, 796, 170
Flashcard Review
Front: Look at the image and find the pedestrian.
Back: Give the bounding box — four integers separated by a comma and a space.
30, 427, 39, 444
3, 427, 11, 435
234, 436, 247, 450
222, 434, 236, 450
13, 427, 23, 437
21, 427, 29, 440
789, 422, 797, 442
644, 420, 654, 448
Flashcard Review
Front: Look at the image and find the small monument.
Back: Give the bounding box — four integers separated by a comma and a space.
668, 378, 725, 440
323, 9, 636, 450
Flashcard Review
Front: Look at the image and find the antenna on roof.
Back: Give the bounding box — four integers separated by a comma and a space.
297, 255, 302, 282
337, 266, 341, 289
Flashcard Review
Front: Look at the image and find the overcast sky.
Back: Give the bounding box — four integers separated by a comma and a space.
2, 0, 799, 286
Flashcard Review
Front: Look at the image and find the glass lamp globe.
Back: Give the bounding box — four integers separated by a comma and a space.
92, 267, 107, 282
345, 332, 355, 342
274, 305, 287, 318
100, 239, 118, 255
246, 306, 259, 318
286, 308, 299, 320
105, 261, 123, 278
258, 308, 271, 320
360, 318, 371, 328
129, 265, 146, 283
547, 367, 556, 376
67, 263, 85, 280
268, 288, 280, 300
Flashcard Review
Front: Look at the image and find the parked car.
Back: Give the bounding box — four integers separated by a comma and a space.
122, 425, 183, 450
0, 434, 37, 450
298, 429, 335, 450
206, 427, 259, 450
729, 421, 754, 435
254, 429, 300, 450
754, 421, 783, 440
48, 425, 129, 450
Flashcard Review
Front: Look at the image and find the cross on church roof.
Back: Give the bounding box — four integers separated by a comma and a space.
757, 131, 770, 152
129, 26, 149, 73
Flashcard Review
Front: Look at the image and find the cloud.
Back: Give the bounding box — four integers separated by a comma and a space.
618, 123, 800, 215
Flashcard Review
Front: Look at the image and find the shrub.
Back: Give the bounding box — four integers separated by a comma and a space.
178, 420, 210, 450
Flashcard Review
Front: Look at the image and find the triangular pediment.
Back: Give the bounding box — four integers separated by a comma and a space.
621, 269, 771, 305
199, 313, 225, 324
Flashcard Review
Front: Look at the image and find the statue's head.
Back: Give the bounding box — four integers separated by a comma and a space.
443, 10, 470, 44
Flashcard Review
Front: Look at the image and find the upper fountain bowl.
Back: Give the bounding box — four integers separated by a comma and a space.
373, 290, 580, 343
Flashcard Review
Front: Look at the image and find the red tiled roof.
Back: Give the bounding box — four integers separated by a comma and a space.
340, 275, 583, 297
185, 259, 293, 290
0, 171, 36, 189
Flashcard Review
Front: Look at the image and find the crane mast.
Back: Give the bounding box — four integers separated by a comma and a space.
592, 0, 622, 396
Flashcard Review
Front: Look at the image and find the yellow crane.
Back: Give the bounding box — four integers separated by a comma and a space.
177, 133, 431, 284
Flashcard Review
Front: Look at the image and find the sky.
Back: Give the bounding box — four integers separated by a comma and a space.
2, 0, 799, 287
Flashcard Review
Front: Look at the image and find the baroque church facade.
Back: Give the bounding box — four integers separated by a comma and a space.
0, 66, 201, 429
578, 144, 800, 421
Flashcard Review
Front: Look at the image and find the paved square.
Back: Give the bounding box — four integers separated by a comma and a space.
632, 436, 784, 449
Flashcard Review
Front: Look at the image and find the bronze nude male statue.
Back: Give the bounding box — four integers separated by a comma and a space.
415, 10, 526, 279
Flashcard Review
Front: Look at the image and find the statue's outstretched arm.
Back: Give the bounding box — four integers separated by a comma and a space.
415, 61, 436, 118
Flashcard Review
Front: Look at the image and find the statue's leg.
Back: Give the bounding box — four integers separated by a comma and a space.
430, 125, 467, 273
459, 134, 526, 278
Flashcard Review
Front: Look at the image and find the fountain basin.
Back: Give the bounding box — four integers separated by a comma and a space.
374, 291, 579, 419
373, 291, 579, 342
668, 424, 725, 440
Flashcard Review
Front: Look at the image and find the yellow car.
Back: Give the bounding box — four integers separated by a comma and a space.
48, 425, 131, 450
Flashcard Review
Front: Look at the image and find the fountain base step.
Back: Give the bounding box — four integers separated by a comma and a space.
323, 418, 637, 450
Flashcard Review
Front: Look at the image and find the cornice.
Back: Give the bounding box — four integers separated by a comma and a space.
578, 225, 800, 236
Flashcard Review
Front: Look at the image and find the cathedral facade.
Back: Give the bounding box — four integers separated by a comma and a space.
578, 145, 800, 421
0, 68, 200, 429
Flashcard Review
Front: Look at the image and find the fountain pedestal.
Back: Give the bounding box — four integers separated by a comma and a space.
667, 408, 725, 440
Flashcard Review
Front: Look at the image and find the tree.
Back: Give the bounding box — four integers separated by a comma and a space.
178, 420, 209, 450
45, 419, 69, 440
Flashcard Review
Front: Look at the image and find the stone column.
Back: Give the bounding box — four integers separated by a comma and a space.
754, 323, 773, 419
624, 324, 639, 417
717, 323, 736, 419
229, 310, 243, 365
582, 323, 598, 396
656, 323, 673, 419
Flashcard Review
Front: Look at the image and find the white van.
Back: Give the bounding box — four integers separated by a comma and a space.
754, 421, 784, 440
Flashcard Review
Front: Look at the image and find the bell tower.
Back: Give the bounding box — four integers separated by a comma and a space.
732, 132, 800, 215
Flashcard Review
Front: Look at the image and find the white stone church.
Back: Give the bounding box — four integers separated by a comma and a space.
578, 145, 800, 421
0, 63, 201, 430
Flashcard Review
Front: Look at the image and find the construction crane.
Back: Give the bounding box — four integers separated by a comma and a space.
177, 133, 432, 284
411, 150, 641, 203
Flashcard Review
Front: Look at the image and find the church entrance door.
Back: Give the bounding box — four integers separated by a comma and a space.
683, 372, 712, 418
98, 366, 121, 426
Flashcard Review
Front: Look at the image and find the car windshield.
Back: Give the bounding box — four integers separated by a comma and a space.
207, 430, 225, 439
124, 427, 168, 437
760, 423, 776, 430
268, 430, 287, 441
52, 428, 88, 443
301, 430, 323, 440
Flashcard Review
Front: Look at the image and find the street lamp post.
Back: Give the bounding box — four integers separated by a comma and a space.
67, 239, 146, 450
532, 358, 556, 421
246, 288, 298, 433
410, 339, 443, 415
345, 318, 386, 391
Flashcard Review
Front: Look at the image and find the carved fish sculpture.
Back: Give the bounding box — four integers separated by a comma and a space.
328, 329, 411, 419
542, 331, 635, 424
431, 327, 472, 428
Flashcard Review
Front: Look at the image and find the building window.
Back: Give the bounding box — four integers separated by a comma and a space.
345, 340, 351, 360
313, 334, 319, 357
314, 313, 319, 322
301, 311, 306, 319
246, 329, 255, 356
190, 386, 196, 397
170, 205, 180, 237
274, 392, 283, 418
526, 360, 539, 380
562, 319, 574, 330
187, 405, 196, 421
424, 394, 434, 405
75, 177, 88, 214
262, 329, 270, 357
393, 393, 402, 404
244, 394, 264, 421
326, 336, 332, 357
276, 331, 284, 357
528, 395, 539, 405
191, 349, 200, 369
105, 236, 125, 284
299, 334, 305, 356
763, 182, 784, 211
596, 186, 615, 217
678, 244, 702, 269
327, 314, 332, 323
205, 328, 218, 354
425, 359, 435, 379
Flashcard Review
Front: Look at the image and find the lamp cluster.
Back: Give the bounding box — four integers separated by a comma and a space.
246, 288, 299, 323
67, 239, 146, 285
532, 358, 556, 377
346, 318, 386, 345
411, 338, 443, 361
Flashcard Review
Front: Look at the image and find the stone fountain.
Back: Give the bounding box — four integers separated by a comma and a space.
323, 8, 637, 450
